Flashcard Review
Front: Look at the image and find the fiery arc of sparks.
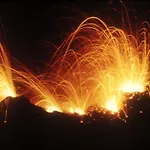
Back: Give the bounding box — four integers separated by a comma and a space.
50, 16, 150, 115
0, 43, 16, 101
0, 15, 149, 117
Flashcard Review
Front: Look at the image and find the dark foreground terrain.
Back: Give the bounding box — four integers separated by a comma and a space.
0, 94, 150, 150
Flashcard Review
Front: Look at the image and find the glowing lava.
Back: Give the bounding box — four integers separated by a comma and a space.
119, 81, 145, 93
69, 107, 85, 115
0, 43, 16, 100
104, 97, 119, 113
51, 16, 150, 115
0, 8, 150, 118
46, 105, 62, 113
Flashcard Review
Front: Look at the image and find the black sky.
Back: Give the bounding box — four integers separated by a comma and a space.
0, 1, 149, 70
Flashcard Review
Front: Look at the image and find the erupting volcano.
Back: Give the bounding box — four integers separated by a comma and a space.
0, 5, 150, 121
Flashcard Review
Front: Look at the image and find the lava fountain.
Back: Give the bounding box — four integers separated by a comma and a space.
0, 43, 16, 101
13, 69, 62, 113
0, 13, 149, 117
49, 16, 150, 115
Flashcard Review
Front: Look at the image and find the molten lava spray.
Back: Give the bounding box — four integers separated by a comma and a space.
0, 15, 149, 118
0, 44, 16, 101
49, 16, 150, 115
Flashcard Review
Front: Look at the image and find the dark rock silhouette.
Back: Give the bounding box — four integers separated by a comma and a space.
0, 94, 150, 149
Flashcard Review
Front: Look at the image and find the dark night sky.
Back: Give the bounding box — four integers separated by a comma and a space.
0, 1, 149, 71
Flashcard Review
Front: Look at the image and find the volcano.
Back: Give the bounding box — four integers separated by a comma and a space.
0, 94, 150, 149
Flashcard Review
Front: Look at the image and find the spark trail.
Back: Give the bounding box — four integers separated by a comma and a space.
49, 16, 150, 115
0, 16, 149, 118
0, 43, 16, 100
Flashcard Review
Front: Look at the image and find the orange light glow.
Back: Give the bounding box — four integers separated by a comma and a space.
104, 97, 119, 113
46, 105, 62, 113
69, 107, 85, 115
119, 81, 145, 93
0, 8, 149, 119
50, 16, 150, 115
0, 43, 16, 100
